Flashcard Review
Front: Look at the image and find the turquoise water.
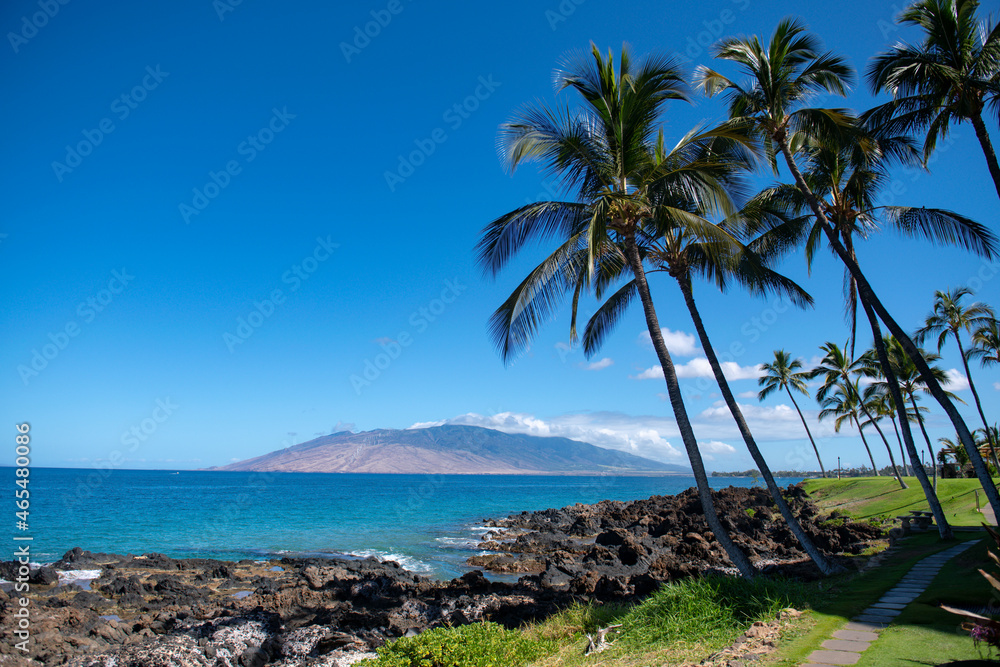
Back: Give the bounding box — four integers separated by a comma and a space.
13, 468, 801, 579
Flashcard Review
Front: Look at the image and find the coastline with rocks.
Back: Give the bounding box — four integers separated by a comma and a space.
0, 485, 885, 666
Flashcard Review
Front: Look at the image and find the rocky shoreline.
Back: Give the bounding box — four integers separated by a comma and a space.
0, 485, 885, 666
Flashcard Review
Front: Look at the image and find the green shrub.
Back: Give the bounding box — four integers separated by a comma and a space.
619, 574, 808, 649
357, 621, 556, 667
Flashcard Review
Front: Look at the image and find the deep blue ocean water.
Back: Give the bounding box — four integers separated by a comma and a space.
9, 468, 801, 579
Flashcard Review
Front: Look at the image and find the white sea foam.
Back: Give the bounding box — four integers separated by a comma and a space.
434, 537, 478, 548
348, 550, 434, 574
59, 569, 102, 590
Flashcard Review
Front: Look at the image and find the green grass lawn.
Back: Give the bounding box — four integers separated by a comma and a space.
801, 477, 993, 526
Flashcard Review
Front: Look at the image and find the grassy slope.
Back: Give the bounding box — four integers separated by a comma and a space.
801, 477, 991, 526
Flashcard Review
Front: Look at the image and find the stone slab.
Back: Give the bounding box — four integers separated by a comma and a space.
833, 630, 879, 642
854, 613, 896, 624
871, 602, 908, 610
822, 639, 870, 652
807, 649, 861, 665
844, 621, 887, 632
862, 607, 902, 618
880, 595, 918, 604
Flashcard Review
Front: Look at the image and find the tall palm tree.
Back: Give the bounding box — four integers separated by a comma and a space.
758, 350, 827, 477
811, 342, 908, 487
864, 391, 909, 477
577, 209, 844, 575
867, 335, 962, 515
969, 318, 1000, 472
696, 17, 1000, 517
866, 0, 1000, 201
476, 44, 756, 577
917, 287, 999, 470
749, 121, 992, 534
818, 381, 881, 475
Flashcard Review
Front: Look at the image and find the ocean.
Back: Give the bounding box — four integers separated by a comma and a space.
13, 468, 802, 580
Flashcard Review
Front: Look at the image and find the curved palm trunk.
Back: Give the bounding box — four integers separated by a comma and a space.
786, 389, 825, 477
677, 277, 841, 575
862, 299, 951, 538
622, 235, 755, 578
910, 394, 938, 490
955, 333, 1000, 474
969, 111, 1000, 203
851, 413, 880, 475
890, 417, 908, 477
773, 138, 1000, 518
843, 376, 907, 488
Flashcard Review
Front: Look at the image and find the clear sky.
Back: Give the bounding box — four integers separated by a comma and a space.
2, 0, 998, 473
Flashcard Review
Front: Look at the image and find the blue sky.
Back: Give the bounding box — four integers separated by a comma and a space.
2, 0, 998, 473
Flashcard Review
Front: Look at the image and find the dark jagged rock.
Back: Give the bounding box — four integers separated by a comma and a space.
473, 485, 885, 597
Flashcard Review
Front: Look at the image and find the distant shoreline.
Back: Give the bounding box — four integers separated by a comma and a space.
0, 465, 694, 476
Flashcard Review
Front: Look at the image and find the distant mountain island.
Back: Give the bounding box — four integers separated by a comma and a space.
211, 425, 691, 475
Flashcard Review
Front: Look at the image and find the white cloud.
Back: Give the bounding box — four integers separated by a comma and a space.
632, 358, 763, 381
738, 390, 758, 399
994, 382, 1000, 391
699, 440, 737, 461
943, 368, 970, 392
580, 357, 613, 371
634, 366, 664, 380
639, 328, 700, 357
695, 401, 843, 441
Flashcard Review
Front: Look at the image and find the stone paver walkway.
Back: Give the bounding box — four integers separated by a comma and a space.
801, 540, 978, 666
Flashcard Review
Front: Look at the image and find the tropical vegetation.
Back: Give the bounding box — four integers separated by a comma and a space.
477, 0, 1000, 585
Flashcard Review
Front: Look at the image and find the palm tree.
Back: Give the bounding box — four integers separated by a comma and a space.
917, 287, 999, 470
969, 317, 1000, 369
811, 342, 908, 487
476, 44, 756, 577
939, 434, 973, 474
758, 350, 827, 477
819, 381, 881, 475
866, 0, 1000, 201
969, 319, 1000, 472
577, 206, 844, 575
749, 120, 993, 533
697, 17, 1000, 517
974, 426, 1000, 474
864, 391, 909, 477
869, 336, 962, 506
